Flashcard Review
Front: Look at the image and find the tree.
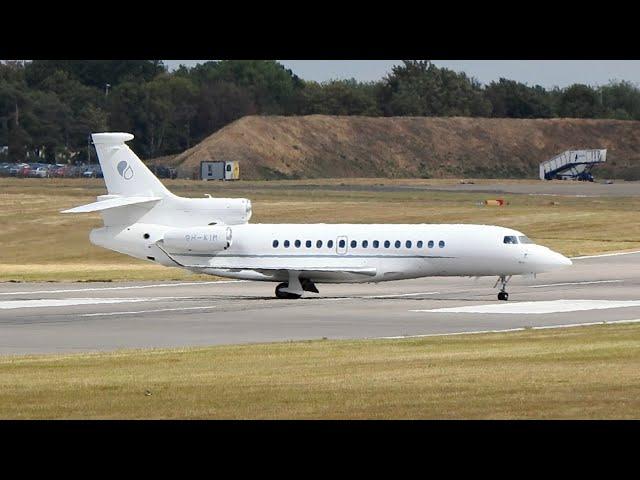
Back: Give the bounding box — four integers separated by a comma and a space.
484, 78, 554, 118
25, 60, 166, 90
193, 81, 256, 140
379, 60, 491, 117
299, 79, 380, 116
187, 60, 303, 114
599, 81, 640, 120
557, 84, 601, 118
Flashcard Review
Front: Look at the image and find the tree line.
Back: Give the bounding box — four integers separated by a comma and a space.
1, 60, 640, 163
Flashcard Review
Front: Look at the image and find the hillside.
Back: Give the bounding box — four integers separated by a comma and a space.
170, 115, 640, 180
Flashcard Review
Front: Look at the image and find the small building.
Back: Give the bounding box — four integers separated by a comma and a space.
539, 149, 607, 182
201, 161, 240, 181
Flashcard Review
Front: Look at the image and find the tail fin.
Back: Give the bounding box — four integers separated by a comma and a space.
92, 133, 171, 198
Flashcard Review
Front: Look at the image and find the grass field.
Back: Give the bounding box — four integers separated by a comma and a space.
2, 177, 640, 281
0, 323, 638, 419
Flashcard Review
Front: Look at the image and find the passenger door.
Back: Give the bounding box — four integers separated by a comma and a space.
336, 236, 348, 255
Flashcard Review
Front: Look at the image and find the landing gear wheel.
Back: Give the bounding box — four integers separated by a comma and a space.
275, 282, 301, 300
498, 291, 509, 301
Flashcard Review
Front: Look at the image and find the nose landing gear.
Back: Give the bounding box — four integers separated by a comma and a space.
494, 275, 512, 301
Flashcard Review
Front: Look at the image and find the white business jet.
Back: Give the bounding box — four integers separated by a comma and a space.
63, 133, 572, 300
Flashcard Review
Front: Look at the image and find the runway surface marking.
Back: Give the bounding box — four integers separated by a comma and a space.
362, 291, 440, 299
81, 305, 218, 317
571, 250, 640, 260
375, 318, 640, 340
529, 280, 623, 288
411, 299, 640, 315
305, 291, 441, 302
0, 296, 193, 310
0, 280, 245, 296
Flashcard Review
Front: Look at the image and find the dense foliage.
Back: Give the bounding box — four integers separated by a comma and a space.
1, 60, 639, 162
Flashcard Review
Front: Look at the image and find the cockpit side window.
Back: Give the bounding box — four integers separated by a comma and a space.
518, 236, 534, 244
503, 235, 518, 244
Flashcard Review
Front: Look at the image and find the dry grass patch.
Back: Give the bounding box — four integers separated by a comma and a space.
2, 178, 640, 281
0, 323, 638, 419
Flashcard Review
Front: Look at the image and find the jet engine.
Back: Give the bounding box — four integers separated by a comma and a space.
162, 226, 232, 253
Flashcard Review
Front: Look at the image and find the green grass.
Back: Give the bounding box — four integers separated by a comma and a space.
2, 177, 640, 281
0, 323, 639, 419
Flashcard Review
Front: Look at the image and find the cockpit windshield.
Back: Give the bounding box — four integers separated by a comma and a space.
518, 236, 534, 244
503, 236, 518, 244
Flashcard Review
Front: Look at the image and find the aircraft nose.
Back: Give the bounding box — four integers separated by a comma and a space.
526, 246, 572, 272
546, 250, 572, 268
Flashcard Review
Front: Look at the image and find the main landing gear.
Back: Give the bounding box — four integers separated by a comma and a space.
494, 275, 512, 301
275, 282, 301, 300
275, 277, 319, 299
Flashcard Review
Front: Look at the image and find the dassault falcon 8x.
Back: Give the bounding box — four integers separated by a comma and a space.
63, 133, 572, 300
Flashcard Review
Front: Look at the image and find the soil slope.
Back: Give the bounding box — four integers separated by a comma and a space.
170, 115, 640, 180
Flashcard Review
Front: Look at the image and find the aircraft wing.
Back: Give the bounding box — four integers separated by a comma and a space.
156, 243, 378, 277
227, 266, 377, 276
61, 196, 162, 213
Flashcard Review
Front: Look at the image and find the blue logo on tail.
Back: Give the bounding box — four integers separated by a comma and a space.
117, 160, 134, 180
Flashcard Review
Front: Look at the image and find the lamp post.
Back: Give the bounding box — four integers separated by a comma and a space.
105, 83, 111, 96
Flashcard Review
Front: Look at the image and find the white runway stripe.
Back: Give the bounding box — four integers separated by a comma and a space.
0, 280, 245, 296
362, 291, 440, 299
374, 318, 640, 340
0, 296, 192, 310
529, 280, 623, 288
81, 305, 218, 317
411, 299, 640, 315
571, 250, 640, 260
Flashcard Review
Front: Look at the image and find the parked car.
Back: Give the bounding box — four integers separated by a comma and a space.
0, 163, 11, 177
54, 164, 82, 177
83, 166, 103, 178
149, 165, 177, 179
29, 165, 50, 178
9, 163, 30, 177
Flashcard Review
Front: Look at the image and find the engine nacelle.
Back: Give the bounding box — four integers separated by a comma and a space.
163, 226, 232, 253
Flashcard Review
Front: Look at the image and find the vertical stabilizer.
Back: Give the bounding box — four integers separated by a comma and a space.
92, 132, 172, 198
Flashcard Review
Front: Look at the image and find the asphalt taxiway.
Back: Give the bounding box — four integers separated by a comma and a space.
1, 251, 639, 355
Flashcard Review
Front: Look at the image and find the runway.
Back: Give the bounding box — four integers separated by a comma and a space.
1, 251, 639, 355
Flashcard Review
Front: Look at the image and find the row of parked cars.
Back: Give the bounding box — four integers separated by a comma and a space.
0, 162, 178, 179
0, 163, 103, 178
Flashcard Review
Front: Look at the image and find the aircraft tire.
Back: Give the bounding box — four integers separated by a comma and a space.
275, 282, 301, 300
498, 291, 509, 301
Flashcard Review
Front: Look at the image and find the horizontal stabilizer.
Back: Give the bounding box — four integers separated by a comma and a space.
61, 196, 162, 214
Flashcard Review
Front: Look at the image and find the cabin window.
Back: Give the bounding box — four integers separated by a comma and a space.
439, 240, 445, 248
362, 240, 368, 248
417, 241, 423, 248
351, 240, 357, 248
384, 240, 391, 248
428, 240, 434, 248
328, 240, 334, 248
306, 240, 312, 248
339, 239, 346, 248
503, 236, 518, 244
284, 240, 290, 248
273, 240, 279, 248
518, 236, 533, 244
316, 240, 323, 248
373, 240, 379, 248
406, 240, 412, 248
295, 240, 301, 248
395, 240, 401, 248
